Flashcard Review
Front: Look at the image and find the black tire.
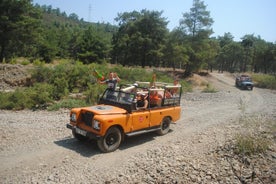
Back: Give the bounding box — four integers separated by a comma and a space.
97, 126, 122, 153
157, 117, 171, 135
72, 130, 88, 142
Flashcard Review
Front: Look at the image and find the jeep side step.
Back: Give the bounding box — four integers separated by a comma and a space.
126, 127, 161, 137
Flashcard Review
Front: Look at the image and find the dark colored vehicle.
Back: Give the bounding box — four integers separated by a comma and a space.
235, 74, 254, 90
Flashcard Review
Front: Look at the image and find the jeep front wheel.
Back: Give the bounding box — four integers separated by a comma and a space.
157, 117, 171, 135
97, 127, 122, 153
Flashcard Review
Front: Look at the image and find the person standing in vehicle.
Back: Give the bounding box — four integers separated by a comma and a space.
99, 72, 120, 90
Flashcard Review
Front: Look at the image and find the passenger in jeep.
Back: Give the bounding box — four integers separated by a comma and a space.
149, 90, 161, 107
136, 93, 148, 110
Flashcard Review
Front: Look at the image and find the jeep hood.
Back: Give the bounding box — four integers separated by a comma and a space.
242, 81, 253, 85
81, 105, 127, 115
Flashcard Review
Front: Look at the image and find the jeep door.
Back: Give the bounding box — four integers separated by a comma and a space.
131, 110, 150, 131
149, 108, 164, 127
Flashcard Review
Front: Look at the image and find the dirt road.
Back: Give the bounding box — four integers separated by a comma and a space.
0, 72, 275, 183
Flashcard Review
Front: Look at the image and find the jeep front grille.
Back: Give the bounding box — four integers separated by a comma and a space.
81, 112, 94, 127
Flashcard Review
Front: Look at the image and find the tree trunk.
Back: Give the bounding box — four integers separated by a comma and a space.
0, 44, 5, 63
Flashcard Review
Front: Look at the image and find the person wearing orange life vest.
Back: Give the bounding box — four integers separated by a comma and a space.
149, 90, 161, 107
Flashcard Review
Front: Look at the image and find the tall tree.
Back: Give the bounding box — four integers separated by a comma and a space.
163, 28, 189, 70
77, 26, 108, 64
252, 37, 276, 74
179, 0, 214, 76
241, 34, 254, 72
0, 0, 41, 62
217, 32, 234, 48
216, 42, 244, 73
112, 10, 168, 68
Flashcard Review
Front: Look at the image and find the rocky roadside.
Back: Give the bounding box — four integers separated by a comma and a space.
100, 115, 276, 184
0, 66, 275, 184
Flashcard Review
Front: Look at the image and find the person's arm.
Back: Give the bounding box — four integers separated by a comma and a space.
143, 99, 148, 109
98, 79, 107, 84
114, 73, 120, 82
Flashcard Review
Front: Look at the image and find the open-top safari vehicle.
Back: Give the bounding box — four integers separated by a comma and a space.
67, 81, 182, 153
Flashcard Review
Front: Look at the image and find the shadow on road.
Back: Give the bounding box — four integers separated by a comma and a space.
54, 136, 100, 157
54, 130, 169, 156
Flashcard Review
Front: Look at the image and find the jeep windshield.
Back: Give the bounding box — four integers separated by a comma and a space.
98, 86, 137, 113
240, 75, 252, 82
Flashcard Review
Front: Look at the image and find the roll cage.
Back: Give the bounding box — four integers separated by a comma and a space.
98, 82, 182, 113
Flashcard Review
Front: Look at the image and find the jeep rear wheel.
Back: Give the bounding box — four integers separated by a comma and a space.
97, 127, 122, 153
157, 117, 171, 135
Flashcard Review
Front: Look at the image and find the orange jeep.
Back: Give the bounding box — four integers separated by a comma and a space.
66, 82, 182, 153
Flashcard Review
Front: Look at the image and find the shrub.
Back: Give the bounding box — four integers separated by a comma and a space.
252, 73, 276, 89
0, 83, 54, 110
1, 61, 190, 110
202, 83, 217, 93
52, 77, 69, 100
235, 116, 273, 156
180, 80, 193, 92
84, 83, 105, 105
26, 83, 54, 109
235, 134, 270, 155
48, 98, 87, 111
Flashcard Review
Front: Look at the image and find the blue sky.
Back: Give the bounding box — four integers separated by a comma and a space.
33, 0, 276, 42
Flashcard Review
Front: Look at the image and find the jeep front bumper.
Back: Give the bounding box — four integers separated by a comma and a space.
66, 124, 100, 140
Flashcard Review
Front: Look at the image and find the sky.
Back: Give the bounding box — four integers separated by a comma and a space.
32, 0, 276, 42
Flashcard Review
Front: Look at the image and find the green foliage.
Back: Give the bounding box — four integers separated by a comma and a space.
77, 26, 110, 64
179, 80, 193, 92
31, 61, 92, 93
52, 77, 69, 100
1, 1, 275, 76
252, 73, 276, 89
26, 83, 54, 108
84, 83, 105, 105
235, 115, 274, 156
235, 134, 270, 156
202, 83, 217, 93
113, 10, 168, 68
0, 90, 28, 110
0, 0, 41, 62
179, 0, 215, 75
48, 98, 87, 111
0, 83, 53, 110
113, 65, 153, 83
1, 62, 188, 110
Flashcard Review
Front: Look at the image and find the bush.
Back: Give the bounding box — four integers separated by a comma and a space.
52, 77, 69, 100
180, 80, 193, 92
235, 134, 270, 155
1, 61, 189, 110
0, 83, 54, 110
48, 98, 87, 111
252, 73, 276, 89
84, 83, 105, 105
26, 83, 54, 108
235, 116, 273, 156
202, 83, 217, 93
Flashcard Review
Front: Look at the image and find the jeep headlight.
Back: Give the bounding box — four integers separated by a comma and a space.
93, 119, 101, 130
70, 113, 77, 122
